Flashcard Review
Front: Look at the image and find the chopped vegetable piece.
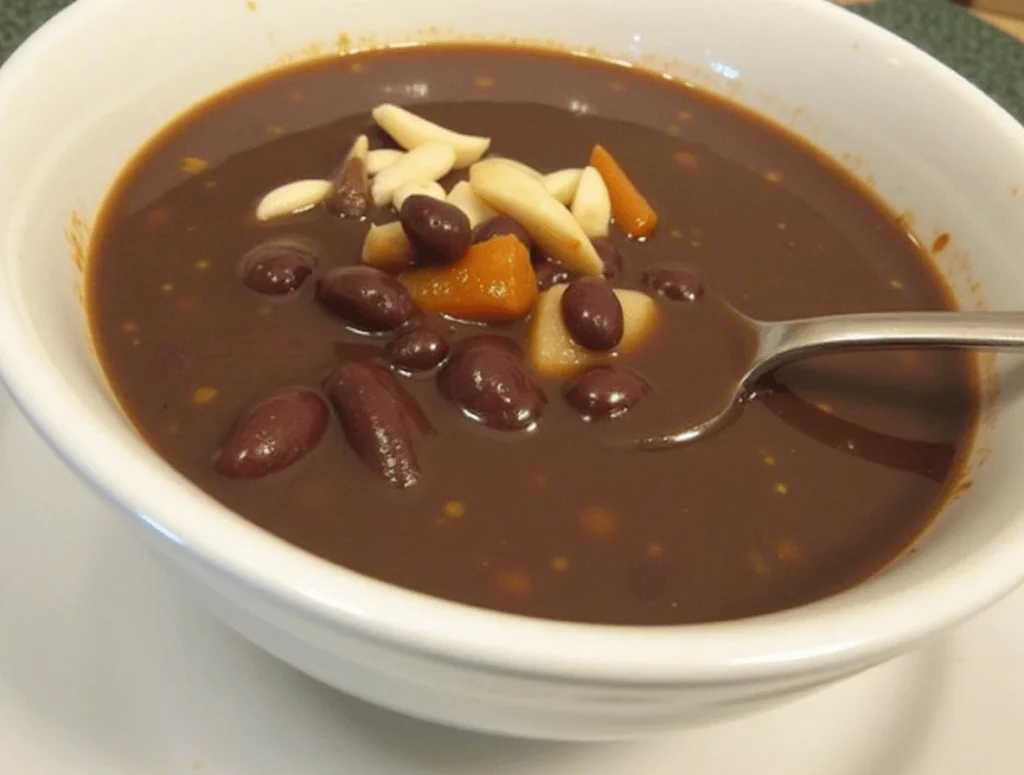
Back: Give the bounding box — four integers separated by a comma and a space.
529, 283, 659, 376
401, 234, 537, 322
362, 222, 414, 273
589, 144, 658, 238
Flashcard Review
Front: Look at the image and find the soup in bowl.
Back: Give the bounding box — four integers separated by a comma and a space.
0, 0, 1023, 740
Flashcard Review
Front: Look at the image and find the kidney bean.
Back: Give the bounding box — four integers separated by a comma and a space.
316, 265, 416, 332
591, 237, 623, 280
472, 215, 532, 250
643, 264, 703, 301
215, 389, 329, 479
560, 276, 624, 351
564, 365, 651, 420
324, 362, 432, 488
399, 194, 472, 265
533, 255, 574, 290
387, 324, 449, 373
240, 242, 316, 295
439, 337, 545, 431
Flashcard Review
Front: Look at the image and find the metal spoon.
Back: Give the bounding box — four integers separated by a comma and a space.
633, 309, 1024, 451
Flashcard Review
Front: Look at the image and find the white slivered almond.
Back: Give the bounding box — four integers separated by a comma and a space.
484, 157, 544, 180
446, 180, 497, 228
372, 103, 491, 168
255, 179, 332, 221
543, 168, 583, 205
366, 148, 405, 175
570, 166, 611, 238
346, 134, 369, 163
361, 222, 414, 273
392, 180, 446, 211
528, 284, 659, 376
469, 158, 603, 275
371, 142, 457, 208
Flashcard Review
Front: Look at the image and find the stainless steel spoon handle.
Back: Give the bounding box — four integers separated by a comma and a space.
752, 311, 1024, 382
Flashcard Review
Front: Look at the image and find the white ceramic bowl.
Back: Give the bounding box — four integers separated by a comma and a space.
2, 0, 1024, 741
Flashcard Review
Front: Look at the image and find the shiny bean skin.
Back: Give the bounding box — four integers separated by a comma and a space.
316, 265, 417, 333
387, 324, 449, 373
472, 215, 532, 250
215, 389, 329, 478
643, 264, 703, 301
563, 365, 651, 420
324, 362, 432, 488
591, 237, 623, 280
399, 194, 472, 265
560, 276, 624, 351
533, 256, 575, 291
240, 242, 316, 295
439, 337, 545, 431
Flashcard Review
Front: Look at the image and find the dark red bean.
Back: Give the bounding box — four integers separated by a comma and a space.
387, 324, 449, 373
564, 366, 651, 420
472, 215, 532, 250
439, 337, 545, 431
324, 155, 369, 218
533, 256, 575, 290
643, 264, 703, 301
399, 195, 471, 265
591, 237, 623, 281
215, 389, 329, 479
560, 276, 624, 351
316, 265, 416, 333
240, 242, 316, 296
324, 362, 432, 488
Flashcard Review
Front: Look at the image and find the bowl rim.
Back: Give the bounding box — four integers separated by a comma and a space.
2, 0, 1024, 685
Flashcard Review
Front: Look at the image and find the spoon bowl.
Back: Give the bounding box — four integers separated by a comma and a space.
633, 308, 1024, 450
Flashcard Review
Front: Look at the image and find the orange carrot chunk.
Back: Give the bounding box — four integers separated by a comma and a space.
401, 234, 537, 323
590, 144, 659, 239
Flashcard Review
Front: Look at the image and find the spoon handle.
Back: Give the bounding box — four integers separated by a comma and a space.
755, 311, 1024, 378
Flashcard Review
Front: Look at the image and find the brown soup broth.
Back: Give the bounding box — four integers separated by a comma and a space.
86, 45, 977, 625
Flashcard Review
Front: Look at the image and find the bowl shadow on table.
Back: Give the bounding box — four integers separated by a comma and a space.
149, 593, 956, 774
0, 511, 951, 775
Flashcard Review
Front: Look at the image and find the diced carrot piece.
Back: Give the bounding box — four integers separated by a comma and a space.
401, 234, 537, 323
589, 144, 659, 239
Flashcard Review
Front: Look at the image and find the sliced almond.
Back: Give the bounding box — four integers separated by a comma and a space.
325, 134, 370, 218
529, 284, 659, 376
484, 157, 544, 180
393, 180, 446, 211
255, 179, 332, 221
372, 103, 491, 168
543, 168, 584, 205
447, 180, 497, 228
469, 159, 603, 275
362, 222, 414, 273
371, 142, 457, 208
570, 166, 611, 238
366, 148, 405, 175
